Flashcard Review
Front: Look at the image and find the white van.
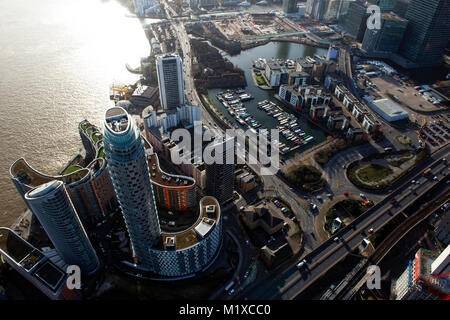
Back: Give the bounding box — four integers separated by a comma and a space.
296, 259, 307, 269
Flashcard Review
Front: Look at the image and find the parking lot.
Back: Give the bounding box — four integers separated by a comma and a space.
420, 114, 450, 148
370, 76, 446, 113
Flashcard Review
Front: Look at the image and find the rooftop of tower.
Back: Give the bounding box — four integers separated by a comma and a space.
156, 197, 221, 251
105, 107, 130, 133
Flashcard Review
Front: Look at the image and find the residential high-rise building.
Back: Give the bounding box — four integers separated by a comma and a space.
283, 0, 298, 13
156, 54, 185, 110
24, 180, 100, 275
0, 227, 82, 300
340, 0, 370, 42
103, 107, 161, 269
362, 12, 408, 54
398, 0, 450, 67
205, 137, 235, 205
392, 248, 450, 300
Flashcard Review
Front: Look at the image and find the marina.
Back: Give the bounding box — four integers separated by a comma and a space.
207, 41, 328, 158
216, 89, 315, 154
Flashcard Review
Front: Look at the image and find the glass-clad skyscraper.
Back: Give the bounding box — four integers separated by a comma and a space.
24, 180, 100, 275
102, 107, 161, 269
156, 54, 185, 110
399, 0, 450, 67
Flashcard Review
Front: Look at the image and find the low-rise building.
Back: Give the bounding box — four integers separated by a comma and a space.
367, 98, 409, 122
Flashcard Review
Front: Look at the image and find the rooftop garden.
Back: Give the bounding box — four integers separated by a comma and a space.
65, 165, 82, 175
98, 147, 105, 158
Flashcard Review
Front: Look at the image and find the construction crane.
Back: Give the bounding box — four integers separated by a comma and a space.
110, 85, 133, 102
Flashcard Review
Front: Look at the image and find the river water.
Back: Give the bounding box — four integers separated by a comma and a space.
208, 41, 328, 154
0, 0, 151, 227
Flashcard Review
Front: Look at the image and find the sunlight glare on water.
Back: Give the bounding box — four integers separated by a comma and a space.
0, 0, 150, 226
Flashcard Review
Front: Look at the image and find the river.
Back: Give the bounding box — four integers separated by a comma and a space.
0, 0, 152, 227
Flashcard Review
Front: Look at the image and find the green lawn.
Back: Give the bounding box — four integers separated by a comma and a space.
357, 164, 393, 183
255, 75, 265, 85
66, 166, 81, 174
98, 147, 105, 158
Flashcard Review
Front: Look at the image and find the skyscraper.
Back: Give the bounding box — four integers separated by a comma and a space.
24, 180, 100, 275
362, 12, 408, 54
156, 53, 185, 110
399, 0, 450, 67
307, 0, 331, 21
205, 137, 235, 205
368, 0, 397, 12
283, 0, 298, 14
340, 0, 370, 42
103, 107, 161, 269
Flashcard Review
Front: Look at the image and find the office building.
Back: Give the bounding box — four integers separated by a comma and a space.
368, 0, 397, 12
156, 54, 185, 110
393, 0, 410, 18
336, 0, 355, 19
340, 0, 370, 42
205, 137, 235, 205
306, 0, 330, 21
323, 0, 344, 22
283, 0, 298, 14
399, 0, 450, 67
24, 180, 100, 275
133, 0, 160, 17
362, 12, 408, 54
103, 107, 161, 269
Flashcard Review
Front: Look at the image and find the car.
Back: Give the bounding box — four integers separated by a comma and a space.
433, 176, 438, 181
310, 203, 317, 211
296, 259, 307, 269
327, 193, 333, 198
344, 191, 349, 196
333, 237, 339, 242
359, 193, 366, 199
342, 165, 346, 169
368, 228, 374, 234
228, 289, 235, 296
412, 180, 416, 184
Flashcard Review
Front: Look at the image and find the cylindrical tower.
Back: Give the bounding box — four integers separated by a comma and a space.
102, 107, 161, 269
24, 180, 100, 275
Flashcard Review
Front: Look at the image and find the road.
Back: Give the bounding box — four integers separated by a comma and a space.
236, 145, 450, 300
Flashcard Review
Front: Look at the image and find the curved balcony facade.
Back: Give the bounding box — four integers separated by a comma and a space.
103, 107, 161, 269
24, 180, 100, 275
